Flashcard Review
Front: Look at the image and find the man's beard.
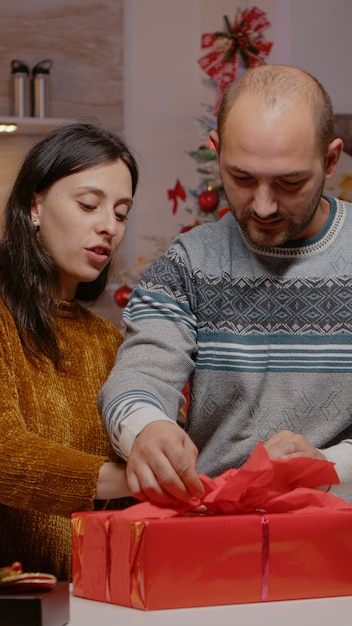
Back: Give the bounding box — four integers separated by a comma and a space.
229, 179, 326, 248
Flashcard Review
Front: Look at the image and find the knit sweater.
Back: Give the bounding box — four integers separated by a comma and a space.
0, 298, 122, 581
101, 196, 352, 487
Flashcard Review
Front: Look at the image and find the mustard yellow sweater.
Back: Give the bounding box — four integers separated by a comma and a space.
0, 298, 123, 581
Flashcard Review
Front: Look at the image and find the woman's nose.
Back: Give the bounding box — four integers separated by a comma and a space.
98, 209, 120, 236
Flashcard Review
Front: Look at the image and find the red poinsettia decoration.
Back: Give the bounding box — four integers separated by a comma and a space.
198, 6, 273, 113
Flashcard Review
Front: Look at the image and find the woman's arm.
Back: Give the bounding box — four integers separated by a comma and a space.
95, 462, 130, 500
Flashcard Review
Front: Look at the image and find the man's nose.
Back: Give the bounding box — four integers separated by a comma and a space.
252, 186, 278, 218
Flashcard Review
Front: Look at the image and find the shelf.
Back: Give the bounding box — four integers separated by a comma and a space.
0, 116, 72, 135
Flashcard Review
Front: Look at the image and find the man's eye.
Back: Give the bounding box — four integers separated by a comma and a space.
279, 180, 304, 189
233, 176, 254, 185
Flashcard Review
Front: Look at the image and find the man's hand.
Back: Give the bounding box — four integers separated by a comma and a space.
263, 429, 326, 461
126, 421, 205, 505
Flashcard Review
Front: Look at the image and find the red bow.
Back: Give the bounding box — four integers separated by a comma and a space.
198, 7, 273, 113
120, 442, 351, 522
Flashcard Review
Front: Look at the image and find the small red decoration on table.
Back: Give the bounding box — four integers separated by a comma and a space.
114, 284, 132, 308
0, 561, 57, 592
198, 186, 219, 212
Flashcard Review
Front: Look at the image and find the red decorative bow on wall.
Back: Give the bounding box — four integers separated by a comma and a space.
198, 6, 273, 113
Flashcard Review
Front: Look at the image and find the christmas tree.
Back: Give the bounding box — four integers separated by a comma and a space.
170, 6, 273, 233
177, 102, 230, 232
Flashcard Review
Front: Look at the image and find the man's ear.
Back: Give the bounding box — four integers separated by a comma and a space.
325, 137, 344, 178
209, 129, 220, 156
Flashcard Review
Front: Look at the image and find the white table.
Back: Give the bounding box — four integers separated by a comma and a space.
69, 589, 352, 625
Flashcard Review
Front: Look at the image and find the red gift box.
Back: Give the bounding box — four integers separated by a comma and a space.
72, 444, 352, 610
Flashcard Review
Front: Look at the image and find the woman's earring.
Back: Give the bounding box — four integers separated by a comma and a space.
32, 220, 40, 233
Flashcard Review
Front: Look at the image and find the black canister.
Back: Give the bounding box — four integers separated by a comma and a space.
32, 59, 53, 118
11, 59, 30, 117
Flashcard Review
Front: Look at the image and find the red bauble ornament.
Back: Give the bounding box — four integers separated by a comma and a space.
114, 285, 132, 308
198, 186, 219, 212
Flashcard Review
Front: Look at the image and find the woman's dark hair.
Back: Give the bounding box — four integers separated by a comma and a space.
0, 122, 139, 365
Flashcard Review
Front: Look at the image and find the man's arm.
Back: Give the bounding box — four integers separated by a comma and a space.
263, 429, 352, 495
263, 430, 326, 461
99, 247, 204, 504
126, 421, 205, 505
317, 440, 352, 496
101, 392, 204, 505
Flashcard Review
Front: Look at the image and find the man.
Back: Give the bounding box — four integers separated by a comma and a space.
100, 64, 352, 505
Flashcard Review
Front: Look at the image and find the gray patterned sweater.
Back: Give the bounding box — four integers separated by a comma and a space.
100, 196, 352, 487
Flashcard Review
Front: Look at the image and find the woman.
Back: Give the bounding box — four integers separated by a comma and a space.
0, 122, 138, 580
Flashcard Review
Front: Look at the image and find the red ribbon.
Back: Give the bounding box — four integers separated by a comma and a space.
167, 179, 186, 214
120, 442, 351, 522
198, 7, 273, 113
260, 514, 270, 601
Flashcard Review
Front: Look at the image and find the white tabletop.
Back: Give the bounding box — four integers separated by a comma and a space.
69, 589, 352, 626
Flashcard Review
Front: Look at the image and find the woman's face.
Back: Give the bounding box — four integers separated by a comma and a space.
31, 159, 133, 300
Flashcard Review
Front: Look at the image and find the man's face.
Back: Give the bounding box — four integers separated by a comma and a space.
213, 96, 330, 247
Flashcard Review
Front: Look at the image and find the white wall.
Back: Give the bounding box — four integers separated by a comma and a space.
290, 0, 352, 113
123, 0, 352, 270
122, 0, 201, 267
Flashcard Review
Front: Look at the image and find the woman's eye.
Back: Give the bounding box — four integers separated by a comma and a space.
79, 201, 95, 210
115, 213, 128, 222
